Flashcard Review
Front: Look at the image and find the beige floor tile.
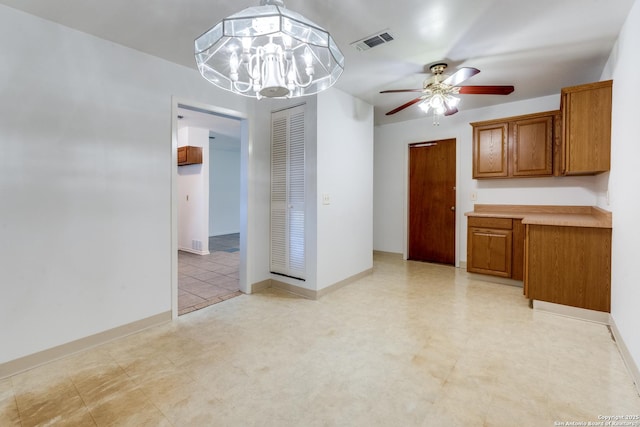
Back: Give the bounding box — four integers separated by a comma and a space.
0, 379, 20, 427
4, 254, 640, 426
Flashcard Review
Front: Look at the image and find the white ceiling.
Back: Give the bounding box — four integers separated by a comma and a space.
1, 0, 634, 125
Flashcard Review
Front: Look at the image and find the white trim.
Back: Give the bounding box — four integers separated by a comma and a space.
533, 300, 610, 324
0, 311, 171, 380
171, 97, 251, 317
178, 247, 210, 256
402, 143, 408, 260
609, 316, 640, 395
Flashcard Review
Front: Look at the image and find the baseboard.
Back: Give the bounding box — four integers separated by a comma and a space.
250, 279, 272, 294
270, 279, 317, 299
373, 250, 404, 259
533, 300, 610, 324
178, 247, 210, 256
254, 268, 373, 300
317, 268, 373, 298
609, 316, 640, 395
467, 272, 524, 288
0, 311, 171, 380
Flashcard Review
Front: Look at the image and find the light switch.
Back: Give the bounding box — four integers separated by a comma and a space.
322, 193, 331, 205
470, 192, 477, 201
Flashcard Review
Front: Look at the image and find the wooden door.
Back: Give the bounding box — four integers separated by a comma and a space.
408, 139, 456, 264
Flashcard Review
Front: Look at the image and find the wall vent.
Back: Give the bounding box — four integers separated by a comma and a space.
350, 30, 395, 51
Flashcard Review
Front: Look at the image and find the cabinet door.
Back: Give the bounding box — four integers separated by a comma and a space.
511, 116, 553, 177
511, 219, 525, 281
473, 123, 508, 178
562, 81, 612, 174
177, 146, 187, 165
526, 225, 611, 312
467, 227, 513, 277
177, 146, 202, 165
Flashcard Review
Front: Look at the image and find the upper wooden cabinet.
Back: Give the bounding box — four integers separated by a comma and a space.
471, 111, 558, 179
472, 122, 509, 178
177, 145, 202, 166
560, 80, 612, 175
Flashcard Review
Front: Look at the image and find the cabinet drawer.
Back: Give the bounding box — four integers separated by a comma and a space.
468, 217, 513, 230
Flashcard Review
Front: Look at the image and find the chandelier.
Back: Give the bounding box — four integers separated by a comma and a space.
195, 0, 345, 99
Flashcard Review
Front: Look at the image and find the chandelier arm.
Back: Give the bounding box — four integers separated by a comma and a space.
248, 47, 263, 82
296, 73, 314, 89
232, 81, 254, 94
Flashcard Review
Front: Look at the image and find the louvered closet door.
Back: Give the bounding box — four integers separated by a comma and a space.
270, 104, 306, 280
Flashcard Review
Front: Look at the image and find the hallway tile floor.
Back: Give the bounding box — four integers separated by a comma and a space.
178, 234, 240, 315
2, 252, 639, 426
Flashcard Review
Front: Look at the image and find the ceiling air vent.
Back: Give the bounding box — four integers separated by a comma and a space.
351, 30, 395, 52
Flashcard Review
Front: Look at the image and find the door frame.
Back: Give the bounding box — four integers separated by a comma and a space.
170, 97, 250, 319
402, 138, 460, 266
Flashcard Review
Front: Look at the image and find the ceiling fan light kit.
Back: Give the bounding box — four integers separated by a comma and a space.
195, 0, 344, 99
381, 63, 515, 125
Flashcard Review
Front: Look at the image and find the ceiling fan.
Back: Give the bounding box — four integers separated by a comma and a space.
381, 63, 515, 117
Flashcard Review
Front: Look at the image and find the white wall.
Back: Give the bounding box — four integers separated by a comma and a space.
602, 0, 640, 384
251, 89, 373, 293
316, 89, 374, 290
177, 126, 210, 254
0, 6, 252, 364
209, 133, 241, 236
373, 95, 601, 261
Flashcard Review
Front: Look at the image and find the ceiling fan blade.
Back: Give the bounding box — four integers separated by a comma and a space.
442, 67, 480, 86
444, 106, 458, 116
380, 89, 423, 94
458, 85, 515, 95
385, 97, 423, 115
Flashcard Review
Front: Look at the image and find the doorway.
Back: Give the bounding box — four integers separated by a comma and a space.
408, 138, 456, 265
171, 99, 249, 318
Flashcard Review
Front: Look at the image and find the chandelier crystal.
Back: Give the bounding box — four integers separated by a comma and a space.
195, 0, 344, 99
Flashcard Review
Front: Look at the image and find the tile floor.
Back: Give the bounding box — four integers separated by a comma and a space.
2, 252, 639, 426
178, 234, 241, 316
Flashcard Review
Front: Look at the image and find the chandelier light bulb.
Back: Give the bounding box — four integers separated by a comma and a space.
241, 37, 252, 52
418, 101, 431, 113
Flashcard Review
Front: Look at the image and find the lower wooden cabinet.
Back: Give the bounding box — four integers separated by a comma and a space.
524, 225, 611, 312
467, 216, 524, 280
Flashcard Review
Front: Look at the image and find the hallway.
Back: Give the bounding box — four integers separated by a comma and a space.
178, 233, 241, 315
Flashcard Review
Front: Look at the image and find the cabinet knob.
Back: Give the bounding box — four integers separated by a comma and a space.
450, 206, 456, 211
